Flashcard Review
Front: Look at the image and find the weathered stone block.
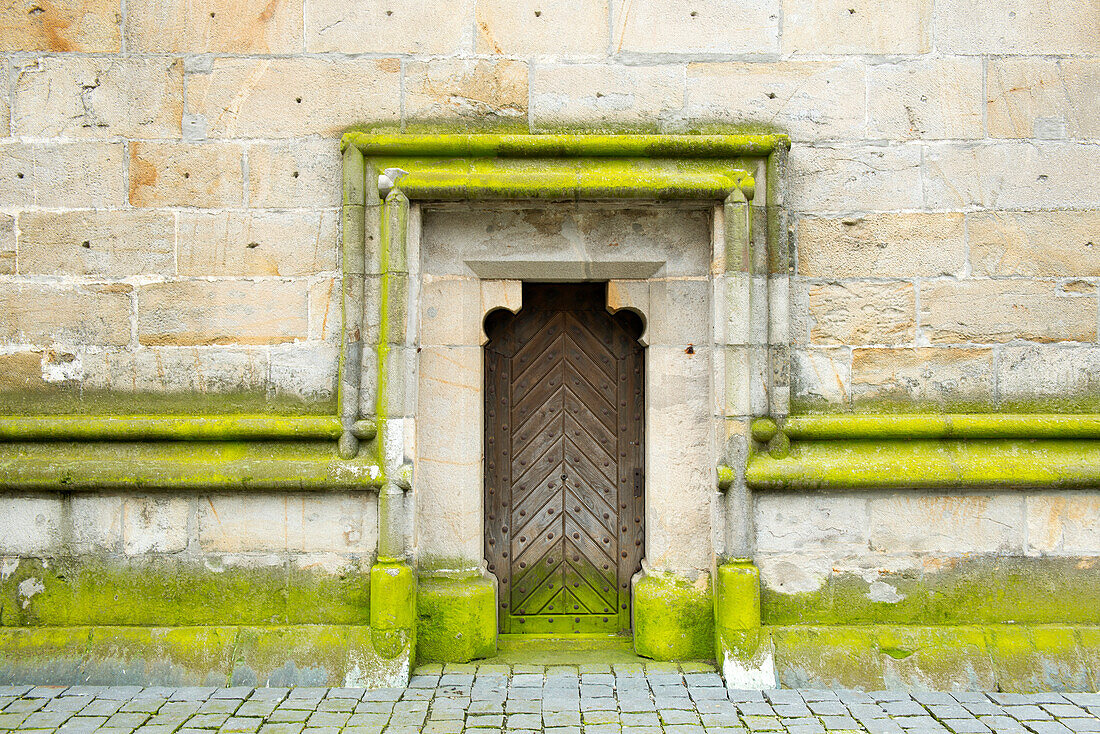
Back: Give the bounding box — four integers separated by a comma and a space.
633, 570, 714, 661
755, 494, 868, 553
122, 496, 189, 554
137, 280, 307, 346
420, 276, 481, 347
420, 205, 710, 278
869, 494, 1024, 554
782, 0, 930, 53
125, 0, 302, 52
611, 0, 778, 55
647, 278, 709, 346
805, 281, 915, 345
406, 59, 527, 128
790, 347, 850, 407
531, 64, 682, 132
248, 140, 342, 208
866, 58, 983, 140
69, 495, 123, 554
307, 0, 473, 53
268, 342, 340, 404
415, 345, 483, 565
477, 0, 607, 55
187, 58, 401, 138
417, 573, 496, 663
0, 283, 132, 347
798, 213, 965, 278
0, 142, 124, 208
0, 0, 120, 51
128, 142, 242, 207
309, 277, 341, 343
789, 145, 923, 212
13, 57, 182, 138
18, 210, 174, 277
0, 60, 9, 133
772, 626, 885, 689
1026, 493, 1100, 555
934, 0, 1100, 53
878, 626, 997, 691
850, 347, 995, 407
923, 142, 1100, 210
0, 352, 51, 394
682, 61, 864, 141
198, 493, 376, 555
987, 625, 1093, 692
987, 58, 1100, 139
0, 497, 63, 555
177, 211, 338, 277
919, 280, 1097, 344
969, 211, 1100, 277
645, 345, 714, 574
996, 344, 1100, 410
80, 346, 269, 397
0, 214, 15, 275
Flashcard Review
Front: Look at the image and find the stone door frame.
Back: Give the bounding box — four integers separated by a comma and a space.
338, 133, 790, 660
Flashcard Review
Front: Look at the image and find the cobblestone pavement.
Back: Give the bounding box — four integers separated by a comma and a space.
2, 662, 1099, 734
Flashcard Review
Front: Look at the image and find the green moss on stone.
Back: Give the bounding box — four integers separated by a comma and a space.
0, 558, 372, 628
416, 574, 496, 664
761, 556, 1100, 627
633, 571, 714, 662
0, 624, 410, 687
987, 625, 1093, 692
0, 440, 382, 491
370, 561, 415, 633
877, 626, 996, 690
771, 626, 885, 690
747, 438, 1100, 490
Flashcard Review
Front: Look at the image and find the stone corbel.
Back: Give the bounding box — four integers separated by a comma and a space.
479, 280, 523, 345
606, 279, 650, 346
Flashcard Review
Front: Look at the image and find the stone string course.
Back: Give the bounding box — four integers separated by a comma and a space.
1, 669, 1100, 734
0, 0, 1097, 412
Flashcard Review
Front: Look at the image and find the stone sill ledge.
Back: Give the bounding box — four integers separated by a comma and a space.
341, 132, 790, 158
0, 440, 382, 491
744, 438, 1100, 490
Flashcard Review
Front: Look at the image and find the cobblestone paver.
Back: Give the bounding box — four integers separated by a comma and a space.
1, 663, 1099, 734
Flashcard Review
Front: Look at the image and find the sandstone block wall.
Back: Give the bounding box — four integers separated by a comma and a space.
0, 0, 1097, 616
0, 0, 1096, 415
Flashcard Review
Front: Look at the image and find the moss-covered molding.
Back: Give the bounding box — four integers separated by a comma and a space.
735, 413, 1100, 489
340, 132, 791, 663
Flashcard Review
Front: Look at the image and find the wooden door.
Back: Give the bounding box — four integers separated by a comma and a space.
484, 283, 644, 634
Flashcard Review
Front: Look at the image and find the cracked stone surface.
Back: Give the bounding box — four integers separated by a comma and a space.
1, 663, 1099, 734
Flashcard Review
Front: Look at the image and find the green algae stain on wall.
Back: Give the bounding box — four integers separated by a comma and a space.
0, 558, 371, 627
633, 572, 715, 662
759, 556, 1100, 627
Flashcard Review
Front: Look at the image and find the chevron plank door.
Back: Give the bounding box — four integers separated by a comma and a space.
484, 283, 644, 634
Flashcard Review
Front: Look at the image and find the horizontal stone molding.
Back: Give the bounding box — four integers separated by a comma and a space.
745, 437, 1100, 490
786, 413, 1100, 440
342, 132, 789, 159
0, 441, 382, 491
0, 415, 356, 442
